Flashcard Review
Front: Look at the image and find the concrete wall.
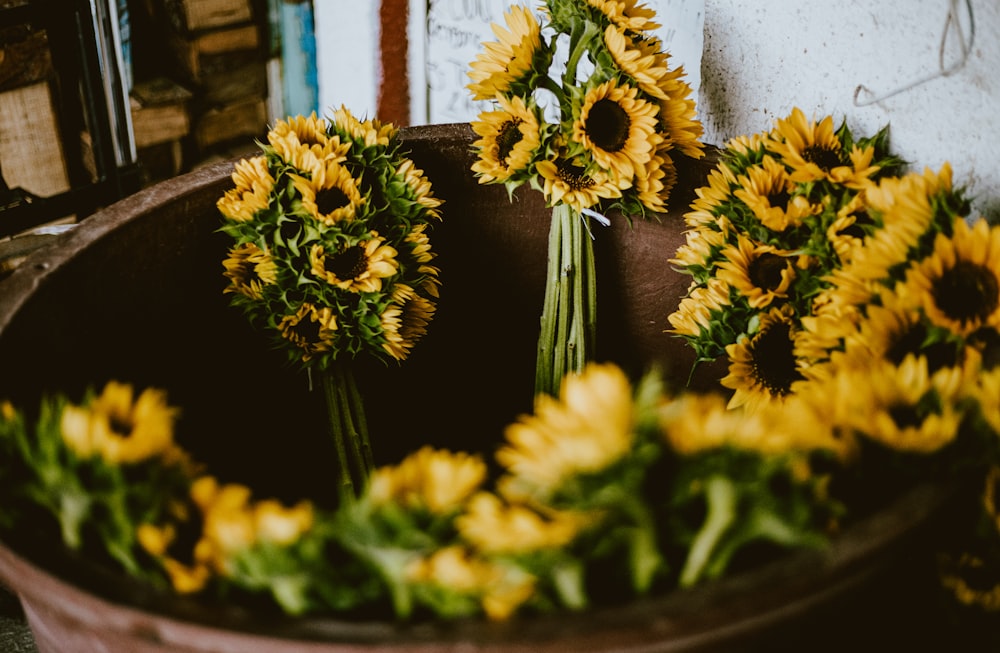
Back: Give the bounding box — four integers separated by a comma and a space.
699, 0, 998, 219
315, 0, 999, 217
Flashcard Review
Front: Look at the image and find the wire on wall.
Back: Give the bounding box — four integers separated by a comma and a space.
853, 0, 975, 106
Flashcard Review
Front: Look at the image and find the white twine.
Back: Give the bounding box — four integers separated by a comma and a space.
580, 208, 612, 240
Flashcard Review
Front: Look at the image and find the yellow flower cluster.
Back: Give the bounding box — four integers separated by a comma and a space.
368, 446, 487, 515
4, 349, 998, 623
497, 363, 634, 498
218, 110, 443, 369
404, 546, 536, 621
60, 381, 179, 464
469, 0, 703, 216
139, 477, 314, 595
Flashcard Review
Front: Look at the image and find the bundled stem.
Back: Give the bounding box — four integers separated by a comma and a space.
535, 204, 598, 397
320, 363, 374, 498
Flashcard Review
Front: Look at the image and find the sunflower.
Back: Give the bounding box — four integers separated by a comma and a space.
137, 523, 212, 594
716, 235, 796, 309
796, 304, 862, 374
396, 158, 444, 219
572, 79, 660, 182
826, 192, 873, 262
292, 159, 365, 224
457, 492, 589, 555
310, 235, 398, 294
268, 113, 349, 172
368, 446, 487, 515
329, 105, 394, 147
903, 218, 1000, 337
726, 132, 768, 158
189, 477, 313, 576
405, 223, 441, 294
380, 283, 437, 361
467, 5, 544, 101
654, 72, 704, 160
404, 546, 536, 621
59, 381, 178, 464
846, 290, 964, 372
634, 146, 676, 213
670, 224, 729, 271
268, 112, 334, 153
820, 218, 916, 299
535, 153, 627, 211
721, 306, 805, 411
496, 363, 634, 499
586, 0, 660, 32
223, 243, 276, 300
838, 354, 966, 454
864, 165, 954, 251
667, 277, 732, 338
986, 464, 1000, 524
603, 26, 669, 100
733, 155, 814, 232
659, 389, 844, 458
684, 165, 737, 228
217, 156, 274, 222
470, 95, 542, 184
278, 303, 338, 362
939, 552, 1000, 613
767, 108, 878, 188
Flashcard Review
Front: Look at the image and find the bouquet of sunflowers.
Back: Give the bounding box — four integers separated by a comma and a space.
216, 109, 443, 496
0, 361, 848, 620
668, 106, 1000, 616
468, 0, 703, 396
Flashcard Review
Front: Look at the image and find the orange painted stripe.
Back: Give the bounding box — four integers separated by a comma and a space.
378, 0, 410, 126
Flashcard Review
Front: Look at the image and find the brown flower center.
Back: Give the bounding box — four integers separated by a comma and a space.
557, 161, 596, 191
886, 323, 959, 374
932, 260, 1000, 326
108, 411, 134, 437
316, 187, 350, 215
767, 189, 790, 210
800, 145, 842, 172
888, 404, 922, 430
750, 321, 802, 396
326, 245, 368, 281
496, 118, 524, 165
748, 253, 788, 292
585, 99, 631, 153
290, 313, 321, 345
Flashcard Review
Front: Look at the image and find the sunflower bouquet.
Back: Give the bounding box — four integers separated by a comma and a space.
668, 106, 1000, 615
6, 350, 994, 623
468, 0, 703, 397
216, 109, 443, 496
0, 362, 856, 620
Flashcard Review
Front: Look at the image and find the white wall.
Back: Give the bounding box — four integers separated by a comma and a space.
314, 3, 380, 119
699, 0, 999, 219
315, 0, 999, 217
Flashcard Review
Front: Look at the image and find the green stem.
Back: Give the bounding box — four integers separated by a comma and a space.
320, 364, 373, 499
563, 19, 601, 89
678, 475, 737, 588
535, 204, 597, 398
